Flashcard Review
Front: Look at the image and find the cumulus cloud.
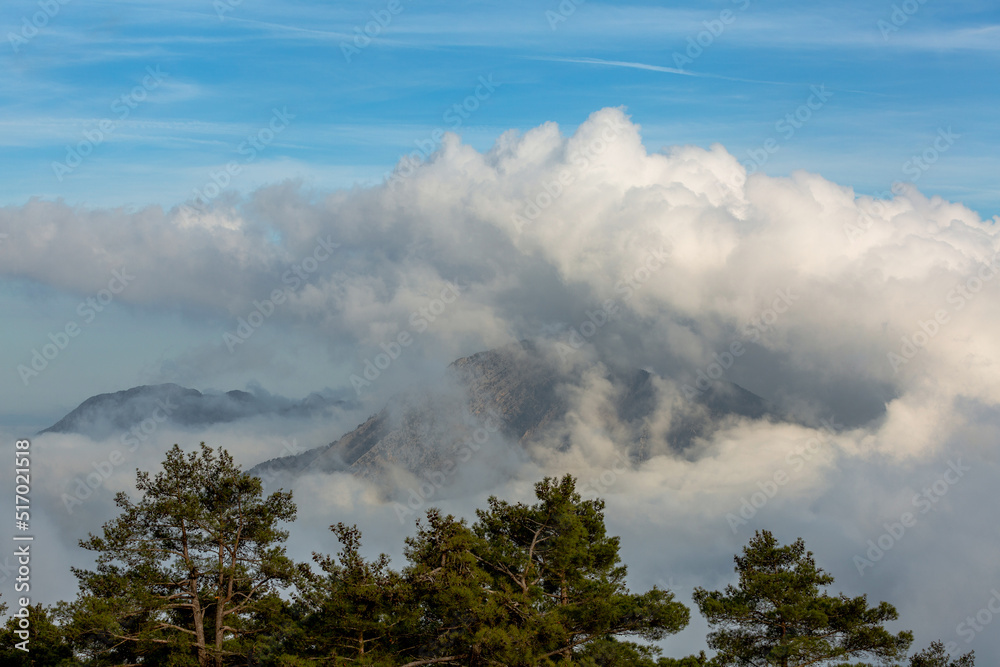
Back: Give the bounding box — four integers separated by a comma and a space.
4, 108, 998, 423
2, 107, 999, 660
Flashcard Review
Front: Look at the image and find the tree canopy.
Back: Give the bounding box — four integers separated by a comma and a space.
62, 443, 297, 666
693, 530, 913, 667
1, 445, 978, 667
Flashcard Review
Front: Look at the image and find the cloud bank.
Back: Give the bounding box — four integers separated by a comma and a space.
2, 107, 998, 660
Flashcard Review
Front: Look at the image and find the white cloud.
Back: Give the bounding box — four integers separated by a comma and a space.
2, 107, 999, 661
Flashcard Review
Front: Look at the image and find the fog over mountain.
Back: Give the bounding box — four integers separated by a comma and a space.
248, 340, 773, 490
44, 339, 774, 499
3, 108, 998, 661
39, 382, 346, 441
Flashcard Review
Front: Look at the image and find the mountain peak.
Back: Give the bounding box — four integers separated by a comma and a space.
40, 383, 343, 439
250, 341, 771, 488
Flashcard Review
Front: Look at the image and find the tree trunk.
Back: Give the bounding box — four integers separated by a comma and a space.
215, 541, 227, 667
192, 579, 209, 666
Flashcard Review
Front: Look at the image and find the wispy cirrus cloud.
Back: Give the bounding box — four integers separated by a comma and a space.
532, 56, 798, 87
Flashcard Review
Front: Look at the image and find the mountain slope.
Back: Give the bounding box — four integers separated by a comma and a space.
40, 383, 342, 440
250, 341, 772, 484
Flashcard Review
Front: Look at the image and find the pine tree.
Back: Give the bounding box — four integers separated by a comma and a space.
62, 443, 298, 667
292, 522, 417, 664
470, 475, 690, 664
401, 508, 509, 666
692, 530, 912, 667
909, 641, 974, 667
0, 602, 78, 665
396, 475, 688, 665
656, 652, 713, 666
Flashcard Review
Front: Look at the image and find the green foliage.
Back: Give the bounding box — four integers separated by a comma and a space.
0, 445, 956, 667
573, 638, 712, 666
692, 530, 912, 667
291, 522, 418, 664
657, 651, 714, 666
296, 474, 691, 666
390, 475, 690, 665
0, 603, 79, 666
908, 641, 974, 667
574, 636, 663, 666
402, 508, 508, 664
468, 475, 690, 663
62, 443, 297, 667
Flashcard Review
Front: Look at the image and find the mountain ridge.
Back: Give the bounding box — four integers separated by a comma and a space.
40, 383, 344, 439
249, 340, 773, 485
38, 342, 774, 486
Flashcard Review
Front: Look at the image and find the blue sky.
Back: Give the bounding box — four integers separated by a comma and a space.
2, 0, 999, 216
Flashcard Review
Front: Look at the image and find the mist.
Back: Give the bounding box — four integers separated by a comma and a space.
2, 107, 998, 661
